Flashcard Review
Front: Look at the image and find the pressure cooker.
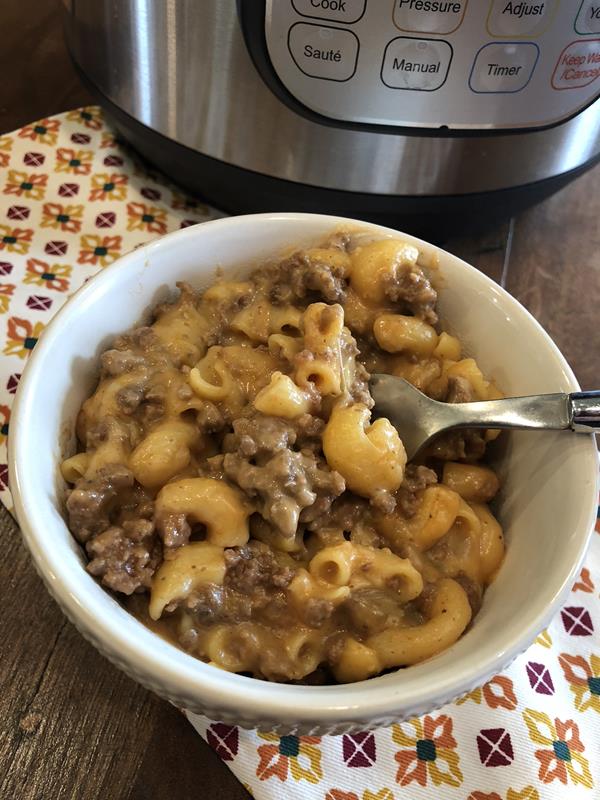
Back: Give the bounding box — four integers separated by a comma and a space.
64, 1, 600, 235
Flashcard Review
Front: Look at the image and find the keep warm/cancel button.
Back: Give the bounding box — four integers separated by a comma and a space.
381, 37, 453, 91
552, 40, 600, 90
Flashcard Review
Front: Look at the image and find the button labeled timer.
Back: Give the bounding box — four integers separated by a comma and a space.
469, 41, 539, 93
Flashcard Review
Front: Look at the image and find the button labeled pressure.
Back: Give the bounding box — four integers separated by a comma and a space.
552, 39, 600, 89
469, 42, 539, 93
381, 37, 453, 91
292, 0, 367, 24
487, 1, 556, 38
393, 0, 468, 35
288, 23, 359, 81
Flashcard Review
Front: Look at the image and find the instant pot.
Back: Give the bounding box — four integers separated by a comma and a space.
64, 1, 600, 234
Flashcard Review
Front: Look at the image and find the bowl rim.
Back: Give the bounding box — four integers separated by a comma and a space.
9, 212, 599, 725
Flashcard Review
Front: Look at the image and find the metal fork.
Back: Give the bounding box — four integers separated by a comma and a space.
369, 375, 600, 461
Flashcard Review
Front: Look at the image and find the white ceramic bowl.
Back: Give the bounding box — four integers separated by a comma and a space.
9, 213, 598, 734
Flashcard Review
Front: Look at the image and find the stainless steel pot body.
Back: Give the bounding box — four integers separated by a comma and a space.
64, 0, 600, 199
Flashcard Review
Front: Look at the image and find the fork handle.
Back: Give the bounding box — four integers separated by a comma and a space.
450, 391, 600, 433
571, 391, 600, 430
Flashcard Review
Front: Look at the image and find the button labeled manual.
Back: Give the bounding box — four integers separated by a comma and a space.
393, 0, 468, 35
487, 1, 556, 38
381, 37, 453, 91
469, 42, 539, 93
288, 22, 359, 81
292, 0, 366, 24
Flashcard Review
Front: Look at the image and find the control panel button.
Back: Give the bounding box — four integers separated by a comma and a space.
575, 1, 600, 35
288, 23, 359, 81
291, 0, 366, 24
469, 42, 539, 93
381, 37, 452, 91
552, 39, 600, 89
393, 0, 468, 35
487, 1, 556, 38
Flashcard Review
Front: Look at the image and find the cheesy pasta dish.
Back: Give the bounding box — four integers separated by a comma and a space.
63, 234, 504, 683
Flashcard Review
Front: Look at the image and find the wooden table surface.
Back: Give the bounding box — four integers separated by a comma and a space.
0, 3, 598, 799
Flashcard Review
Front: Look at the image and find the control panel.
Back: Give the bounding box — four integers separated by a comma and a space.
264, 1, 600, 129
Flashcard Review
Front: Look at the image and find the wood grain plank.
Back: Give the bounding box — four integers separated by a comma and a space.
0, 0, 92, 133
128, 709, 250, 800
505, 165, 600, 389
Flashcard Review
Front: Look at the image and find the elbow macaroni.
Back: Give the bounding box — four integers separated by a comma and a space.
63, 232, 505, 685
155, 477, 251, 548
323, 403, 407, 498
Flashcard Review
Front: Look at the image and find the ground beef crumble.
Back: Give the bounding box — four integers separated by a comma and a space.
66, 464, 134, 543
86, 519, 160, 595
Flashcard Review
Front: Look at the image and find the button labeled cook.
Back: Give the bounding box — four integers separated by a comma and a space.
552, 39, 600, 89
288, 22, 359, 81
292, 0, 366, 24
575, 1, 600, 35
469, 42, 539, 92
381, 37, 453, 90
393, 0, 468, 35
487, 1, 556, 37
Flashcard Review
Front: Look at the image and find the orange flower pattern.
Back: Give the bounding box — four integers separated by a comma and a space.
0, 135, 12, 168
78, 234, 122, 267
0, 106, 599, 800
89, 173, 128, 201
3, 317, 45, 359
41, 202, 84, 233
55, 147, 93, 175
66, 107, 103, 130
24, 259, 71, 292
0, 284, 15, 314
0, 225, 33, 255
457, 675, 517, 710
126, 201, 167, 235
559, 653, 600, 714
256, 733, 322, 784
3, 170, 47, 200
393, 714, 462, 787
18, 117, 60, 145
523, 711, 593, 787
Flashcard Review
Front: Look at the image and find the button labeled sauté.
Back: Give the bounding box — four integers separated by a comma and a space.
487, 1, 556, 38
292, 0, 367, 24
575, 0, 600, 35
552, 39, 600, 89
393, 0, 468, 35
469, 42, 539, 92
288, 23, 360, 81
381, 37, 453, 91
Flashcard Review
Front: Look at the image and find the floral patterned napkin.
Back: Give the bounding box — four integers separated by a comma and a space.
1, 108, 599, 800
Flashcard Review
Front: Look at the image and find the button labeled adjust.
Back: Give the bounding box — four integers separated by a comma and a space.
575, 1, 600, 35
381, 37, 453, 91
469, 42, 539, 92
552, 39, 600, 89
292, 0, 367, 24
288, 23, 359, 81
487, 1, 556, 38
393, 0, 468, 35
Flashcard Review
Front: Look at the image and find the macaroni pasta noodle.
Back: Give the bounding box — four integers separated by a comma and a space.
63, 233, 505, 684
